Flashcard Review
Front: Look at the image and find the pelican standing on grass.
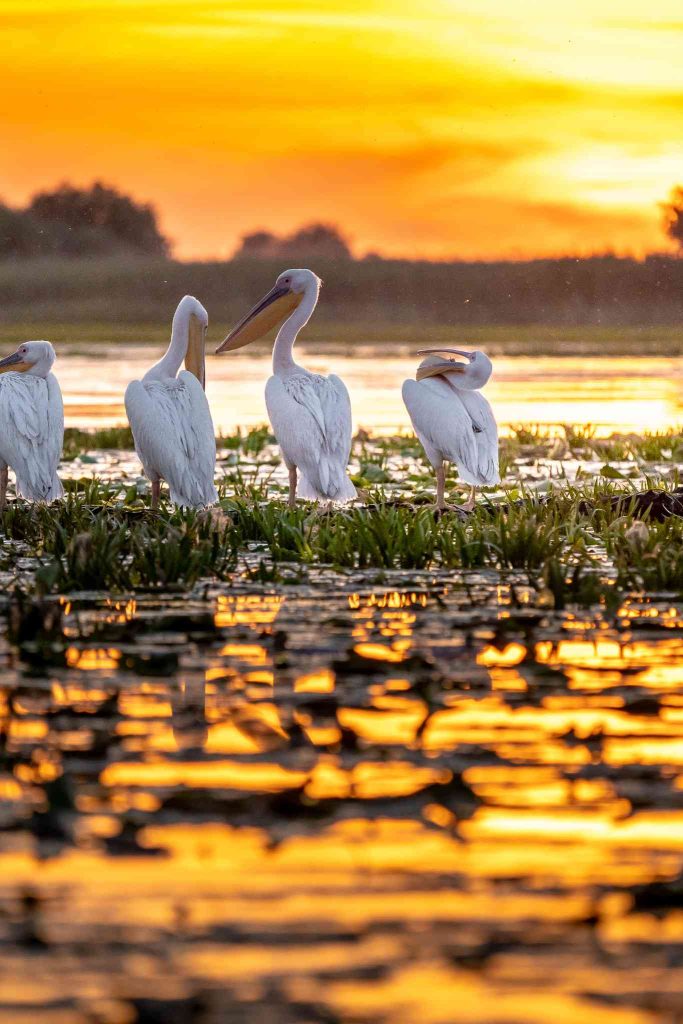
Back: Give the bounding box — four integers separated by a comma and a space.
402, 348, 499, 512
215, 269, 356, 508
0, 341, 64, 509
125, 296, 217, 508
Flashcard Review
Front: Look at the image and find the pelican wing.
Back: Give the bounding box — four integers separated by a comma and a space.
402, 376, 484, 484
0, 373, 64, 500
125, 370, 217, 507
455, 389, 499, 485
266, 372, 356, 501
46, 374, 65, 495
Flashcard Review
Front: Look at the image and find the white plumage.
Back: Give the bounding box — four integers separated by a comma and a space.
402, 348, 499, 510
265, 371, 355, 502
402, 377, 498, 486
217, 269, 355, 507
125, 296, 217, 508
125, 374, 217, 507
0, 341, 63, 506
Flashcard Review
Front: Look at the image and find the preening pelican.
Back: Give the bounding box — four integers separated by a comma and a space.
402, 348, 499, 511
0, 341, 64, 508
125, 296, 217, 508
215, 269, 356, 508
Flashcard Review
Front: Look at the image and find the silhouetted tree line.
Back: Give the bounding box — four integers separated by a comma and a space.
3, 181, 683, 268
2, 183, 683, 327
0, 182, 168, 258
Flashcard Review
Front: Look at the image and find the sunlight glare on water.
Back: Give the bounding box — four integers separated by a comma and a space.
56, 344, 683, 435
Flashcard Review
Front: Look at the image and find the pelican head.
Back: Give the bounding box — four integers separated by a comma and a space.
215, 268, 320, 353
0, 340, 56, 378
416, 348, 492, 390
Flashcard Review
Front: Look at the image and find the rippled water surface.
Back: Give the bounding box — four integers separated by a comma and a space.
3, 576, 683, 1023
3, 345, 683, 1022
58, 345, 683, 435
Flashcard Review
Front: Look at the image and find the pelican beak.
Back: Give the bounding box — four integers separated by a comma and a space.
215, 284, 303, 354
0, 350, 31, 374
415, 348, 470, 382
417, 348, 472, 359
184, 313, 207, 389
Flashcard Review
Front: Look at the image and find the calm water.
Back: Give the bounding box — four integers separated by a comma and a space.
2, 582, 683, 1022
58, 344, 683, 435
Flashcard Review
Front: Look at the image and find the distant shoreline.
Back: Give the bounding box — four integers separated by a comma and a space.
1, 255, 682, 355
1, 322, 680, 358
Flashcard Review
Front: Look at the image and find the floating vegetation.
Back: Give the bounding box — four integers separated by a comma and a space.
1, 425, 683, 595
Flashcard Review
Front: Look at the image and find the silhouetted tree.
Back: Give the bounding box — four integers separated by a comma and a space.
662, 186, 683, 252
28, 181, 168, 256
238, 231, 279, 257
284, 223, 351, 260
234, 222, 352, 260
0, 204, 45, 258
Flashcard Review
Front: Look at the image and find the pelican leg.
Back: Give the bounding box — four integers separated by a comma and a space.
0, 466, 7, 511
435, 467, 475, 515
435, 464, 447, 511
151, 479, 160, 509
288, 467, 297, 510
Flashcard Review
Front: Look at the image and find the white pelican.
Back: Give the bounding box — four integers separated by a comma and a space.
0, 341, 64, 509
125, 296, 217, 508
215, 269, 356, 508
402, 348, 499, 511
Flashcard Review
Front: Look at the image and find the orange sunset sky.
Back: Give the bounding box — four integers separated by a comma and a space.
3, 0, 683, 261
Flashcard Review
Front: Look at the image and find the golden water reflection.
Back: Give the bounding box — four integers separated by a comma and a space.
1, 585, 683, 1020
57, 346, 683, 435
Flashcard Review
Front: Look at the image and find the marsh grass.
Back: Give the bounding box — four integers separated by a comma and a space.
218, 425, 274, 455
2, 425, 683, 599
63, 426, 134, 460
315, 506, 440, 569
485, 503, 574, 570
0, 484, 679, 600
1, 496, 237, 593
220, 498, 583, 573
605, 517, 683, 592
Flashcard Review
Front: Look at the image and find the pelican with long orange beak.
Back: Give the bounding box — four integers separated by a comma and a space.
216, 269, 356, 508
402, 348, 499, 512
0, 340, 64, 508
125, 296, 217, 508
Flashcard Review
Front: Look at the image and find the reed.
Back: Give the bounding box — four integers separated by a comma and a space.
0, 428, 681, 601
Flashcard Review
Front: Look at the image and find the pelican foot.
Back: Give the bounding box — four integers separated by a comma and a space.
308, 501, 335, 518
438, 487, 477, 516
435, 502, 472, 518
